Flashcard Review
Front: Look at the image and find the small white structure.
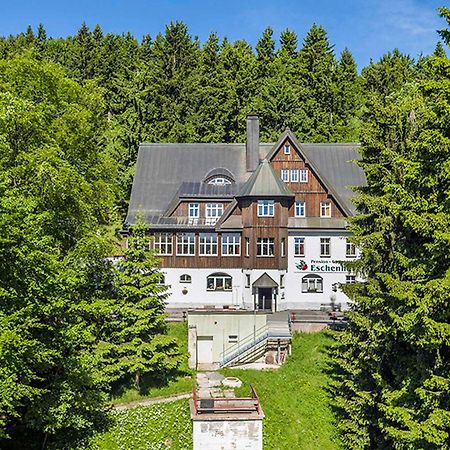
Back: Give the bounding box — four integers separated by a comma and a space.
190, 386, 264, 450
188, 309, 291, 370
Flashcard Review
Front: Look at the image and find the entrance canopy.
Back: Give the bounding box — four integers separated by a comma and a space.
252, 273, 278, 289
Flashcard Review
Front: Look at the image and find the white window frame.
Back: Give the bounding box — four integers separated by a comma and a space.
346, 274, 356, 284
188, 203, 199, 218
299, 169, 308, 183
208, 177, 232, 185
221, 233, 241, 256
199, 233, 218, 256
295, 201, 306, 218
281, 169, 289, 182
281, 238, 286, 257
320, 237, 331, 257
245, 274, 251, 287
206, 273, 232, 291
346, 239, 357, 258
257, 200, 274, 217
320, 202, 331, 218
257, 237, 275, 257
154, 233, 173, 256
294, 237, 305, 256
205, 203, 224, 224
180, 274, 192, 283
176, 233, 196, 256
245, 237, 250, 257
302, 275, 323, 293
284, 143, 291, 154
290, 169, 299, 182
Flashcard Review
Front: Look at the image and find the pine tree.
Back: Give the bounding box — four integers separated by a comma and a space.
296, 24, 337, 141
104, 220, 181, 390
333, 14, 450, 449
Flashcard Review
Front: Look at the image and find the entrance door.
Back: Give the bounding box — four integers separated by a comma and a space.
197, 336, 214, 365
258, 288, 273, 311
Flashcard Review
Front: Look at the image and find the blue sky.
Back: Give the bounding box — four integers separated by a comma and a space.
0, 0, 446, 68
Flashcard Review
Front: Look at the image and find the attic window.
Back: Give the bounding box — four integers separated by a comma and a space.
284, 144, 291, 155
208, 177, 232, 185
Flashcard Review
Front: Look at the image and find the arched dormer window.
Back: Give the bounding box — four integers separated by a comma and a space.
302, 274, 323, 293
208, 177, 232, 185
206, 272, 232, 291
180, 274, 192, 283
203, 168, 235, 186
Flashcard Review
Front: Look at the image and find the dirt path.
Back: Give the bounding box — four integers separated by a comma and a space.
111, 392, 191, 411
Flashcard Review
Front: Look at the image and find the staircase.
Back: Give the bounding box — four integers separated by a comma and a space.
219, 317, 292, 368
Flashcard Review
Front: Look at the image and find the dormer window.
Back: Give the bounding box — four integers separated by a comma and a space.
284, 144, 291, 155
208, 177, 232, 185
205, 203, 224, 224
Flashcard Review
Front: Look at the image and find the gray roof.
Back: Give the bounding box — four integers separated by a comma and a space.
237, 159, 294, 197
126, 141, 365, 224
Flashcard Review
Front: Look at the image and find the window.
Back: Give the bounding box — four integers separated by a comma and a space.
245, 274, 251, 287
206, 273, 232, 291
346, 239, 357, 258
228, 335, 238, 344
281, 169, 289, 182
188, 203, 199, 218
257, 200, 274, 217
257, 238, 275, 257
346, 274, 356, 284
302, 274, 323, 293
245, 237, 250, 257
180, 274, 192, 283
295, 201, 306, 218
284, 144, 291, 154
281, 238, 286, 257
157, 273, 166, 285
208, 177, 231, 185
294, 237, 305, 256
199, 233, 218, 256
299, 169, 308, 183
154, 233, 173, 255
177, 233, 195, 256
320, 238, 331, 257
221, 233, 240, 256
205, 203, 224, 224
280, 274, 285, 288
291, 169, 299, 182
320, 202, 331, 218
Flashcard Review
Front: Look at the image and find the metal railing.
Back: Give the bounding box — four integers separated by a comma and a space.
192, 384, 261, 415
219, 322, 292, 367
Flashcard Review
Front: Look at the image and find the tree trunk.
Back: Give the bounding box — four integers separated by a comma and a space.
135, 370, 140, 391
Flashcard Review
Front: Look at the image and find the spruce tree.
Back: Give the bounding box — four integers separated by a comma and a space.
104, 221, 181, 390
334, 17, 450, 449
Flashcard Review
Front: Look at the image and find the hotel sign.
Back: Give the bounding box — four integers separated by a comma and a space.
294, 259, 346, 273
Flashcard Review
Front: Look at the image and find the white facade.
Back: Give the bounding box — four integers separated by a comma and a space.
162, 230, 359, 311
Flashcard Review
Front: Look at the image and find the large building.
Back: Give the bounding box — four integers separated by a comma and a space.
125, 115, 366, 311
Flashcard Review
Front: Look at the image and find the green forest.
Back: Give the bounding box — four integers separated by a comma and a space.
0, 5, 450, 449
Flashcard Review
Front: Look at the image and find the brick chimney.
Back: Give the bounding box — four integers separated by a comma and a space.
246, 114, 260, 172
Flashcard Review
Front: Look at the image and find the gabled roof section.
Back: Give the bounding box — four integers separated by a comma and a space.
252, 272, 279, 288
265, 129, 364, 216
237, 159, 294, 198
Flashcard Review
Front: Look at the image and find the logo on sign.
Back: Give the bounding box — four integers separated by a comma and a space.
295, 260, 308, 271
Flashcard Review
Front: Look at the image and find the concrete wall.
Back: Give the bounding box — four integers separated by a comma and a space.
188, 312, 268, 367
193, 419, 263, 450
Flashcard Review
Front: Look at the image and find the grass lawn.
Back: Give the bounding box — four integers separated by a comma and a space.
85, 400, 192, 450
110, 321, 194, 405
222, 331, 341, 450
